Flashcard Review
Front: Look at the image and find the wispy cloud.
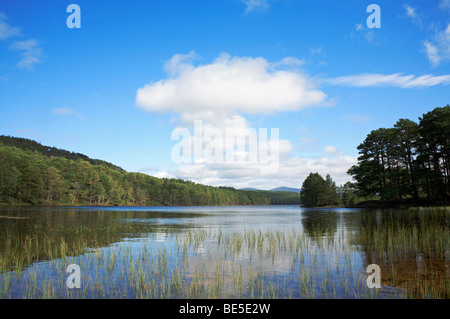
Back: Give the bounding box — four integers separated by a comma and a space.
327, 73, 450, 88
15, 128, 35, 134
0, 14, 43, 71
404, 4, 422, 26
0, 74, 9, 82
352, 23, 379, 45
404, 4, 417, 18
440, 0, 450, 10
324, 145, 345, 156
271, 56, 304, 69
51, 107, 82, 118
309, 45, 325, 56
423, 24, 450, 67
241, 0, 269, 14
0, 13, 20, 40
423, 41, 441, 67
10, 40, 42, 71
342, 113, 370, 124
297, 137, 321, 152
296, 126, 308, 134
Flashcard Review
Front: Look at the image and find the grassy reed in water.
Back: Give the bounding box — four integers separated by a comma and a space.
0, 208, 448, 299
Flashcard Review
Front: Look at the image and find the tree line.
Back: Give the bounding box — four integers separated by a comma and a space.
300, 105, 450, 207
0, 137, 299, 206
348, 105, 450, 201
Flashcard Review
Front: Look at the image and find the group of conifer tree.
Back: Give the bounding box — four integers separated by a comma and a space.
300, 105, 450, 207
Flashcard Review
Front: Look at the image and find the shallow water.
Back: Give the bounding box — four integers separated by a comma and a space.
0, 205, 448, 298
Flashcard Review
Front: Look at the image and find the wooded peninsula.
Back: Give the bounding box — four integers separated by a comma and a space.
300, 105, 450, 207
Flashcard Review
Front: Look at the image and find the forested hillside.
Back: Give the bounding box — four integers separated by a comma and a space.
0, 135, 123, 171
0, 137, 299, 206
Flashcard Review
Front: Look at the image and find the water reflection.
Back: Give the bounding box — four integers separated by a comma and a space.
352, 209, 449, 298
0, 206, 448, 298
0, 207, 203, 273
301, 210, 338, 239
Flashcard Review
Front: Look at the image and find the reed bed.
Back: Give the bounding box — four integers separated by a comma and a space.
0, 223, 187, 274
1, 228, 379, 299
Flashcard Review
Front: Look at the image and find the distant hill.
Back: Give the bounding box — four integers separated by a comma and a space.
270, 187, 300, 193
240, 187, 260, 191
0, 135, 123, 171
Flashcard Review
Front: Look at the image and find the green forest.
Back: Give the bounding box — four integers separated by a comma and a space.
348, 105, 450, 201
300, 105, 450, 207
299, 173, 356, 207
0, 136, 299, 206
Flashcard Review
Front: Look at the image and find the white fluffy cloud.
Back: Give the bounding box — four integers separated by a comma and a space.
136, 52, 327, 117
137, 52, 355, 189
165, 153, 356, 190
153, 171, 176, 179
327, 73, 450, 88
145, 113, 356, 189
324, 146, 339, 154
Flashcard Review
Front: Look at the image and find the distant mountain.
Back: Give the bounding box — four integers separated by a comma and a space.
240, 186, 301, 193
270, 187, 301, 193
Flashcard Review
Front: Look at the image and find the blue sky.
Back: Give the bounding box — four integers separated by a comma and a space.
1, 0, 449, 189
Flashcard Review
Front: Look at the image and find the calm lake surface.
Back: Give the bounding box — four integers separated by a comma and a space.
0, 205, 448, 298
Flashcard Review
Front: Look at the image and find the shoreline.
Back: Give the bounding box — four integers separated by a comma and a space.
0, 202, 297, 208
2, 199, 449, 209
345, 198, 450, 208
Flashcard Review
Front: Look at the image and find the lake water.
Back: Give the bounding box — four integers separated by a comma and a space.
0, 205, 448, 298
